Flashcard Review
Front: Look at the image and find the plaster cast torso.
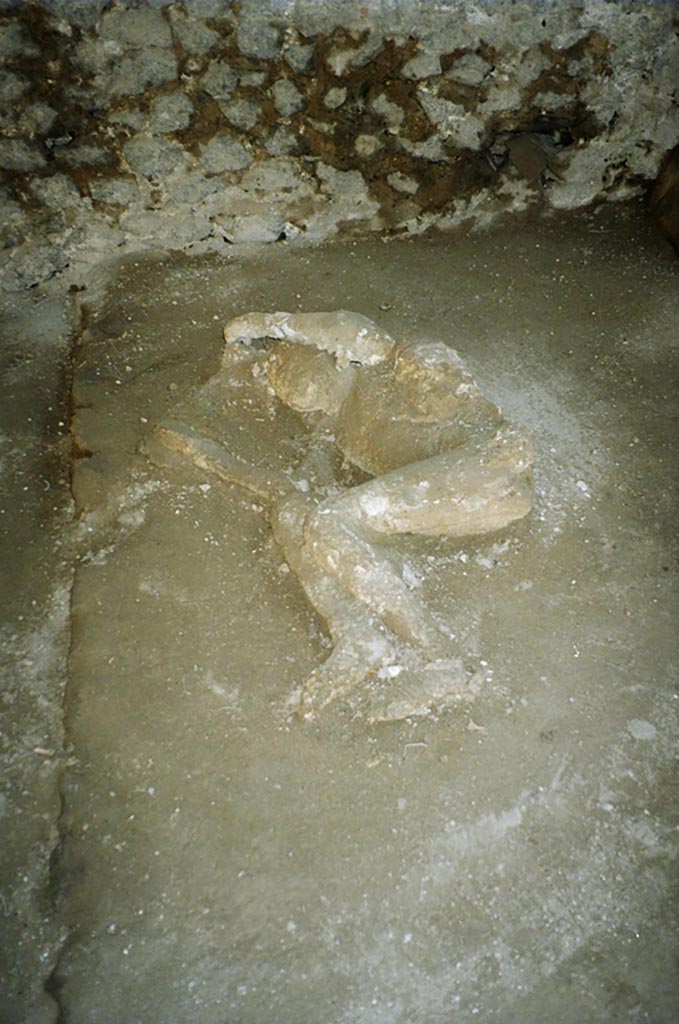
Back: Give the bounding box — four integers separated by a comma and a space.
155, 311, 535, 719
226, 314, 509, 471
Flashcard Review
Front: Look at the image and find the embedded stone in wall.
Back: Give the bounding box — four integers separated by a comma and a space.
445, 53, 492, 87
402, 49, 441, 80
264, 126, 299, 157
118, 208, 212, 246
165, 171, 221, 206
548, 141, 610, 209
397, 135, 446, 163
99, 4, 172, 49
123, 135, 187, 179
150, 92, 195, 135
0, 19, 39, 59
183, 0, 232, 18
371, 93, 405, 132
3, 242, 69, 291
88, 177, 141, 207
326, 33, 382, 76
237, 18, 282, 59
417, 90, 484, 151
272, 78, 304, 117
388, 172, 419, 195
482, 82, 523, 115
215, 208, 288, 244
30, 175, 80, 216
167, 8, 220, 55
201, 134, 252, 174
533, 90, 576, 112
0, 185, 27, 242
316, 162, 369, 198
18, 102, 57, 135
49, 0, 105, 30
239, 70, 268, 88
220, 98, 262, 132
0, 138, 46, 171
283, 40, 315, 73
511, 46, 554, 88
74, 37, 178, 100
355, 134, 382, 158
0, 68, 30, 102
57, 144, 114, 169
240, 157, 307, 193
108, 108, 146, 130
324, 87, 347, 110
201, 60, 238, 100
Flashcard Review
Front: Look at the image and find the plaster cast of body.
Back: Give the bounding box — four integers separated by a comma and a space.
154, 311, 534, 719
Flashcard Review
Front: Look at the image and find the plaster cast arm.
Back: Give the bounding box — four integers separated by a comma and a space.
223, 310, 395, 368
153, 419, 293, 502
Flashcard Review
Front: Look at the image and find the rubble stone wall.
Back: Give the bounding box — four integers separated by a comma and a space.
0, 0, 677, 290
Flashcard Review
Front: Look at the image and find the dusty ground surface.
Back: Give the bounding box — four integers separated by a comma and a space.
1, 201, 678, 1022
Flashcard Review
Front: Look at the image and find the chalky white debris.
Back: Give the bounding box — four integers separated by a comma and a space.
154, 311, 534, 720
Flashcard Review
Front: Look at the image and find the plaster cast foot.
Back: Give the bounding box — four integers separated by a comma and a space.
366, 658, 485, 723
272, 493, 402, 715
299, 626, 399, 717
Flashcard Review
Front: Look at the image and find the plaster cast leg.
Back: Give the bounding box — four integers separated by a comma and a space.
276, 490, 486, 719
270, 493, 398, 712
304, 424, 534, 648
304, 501, 446, 651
